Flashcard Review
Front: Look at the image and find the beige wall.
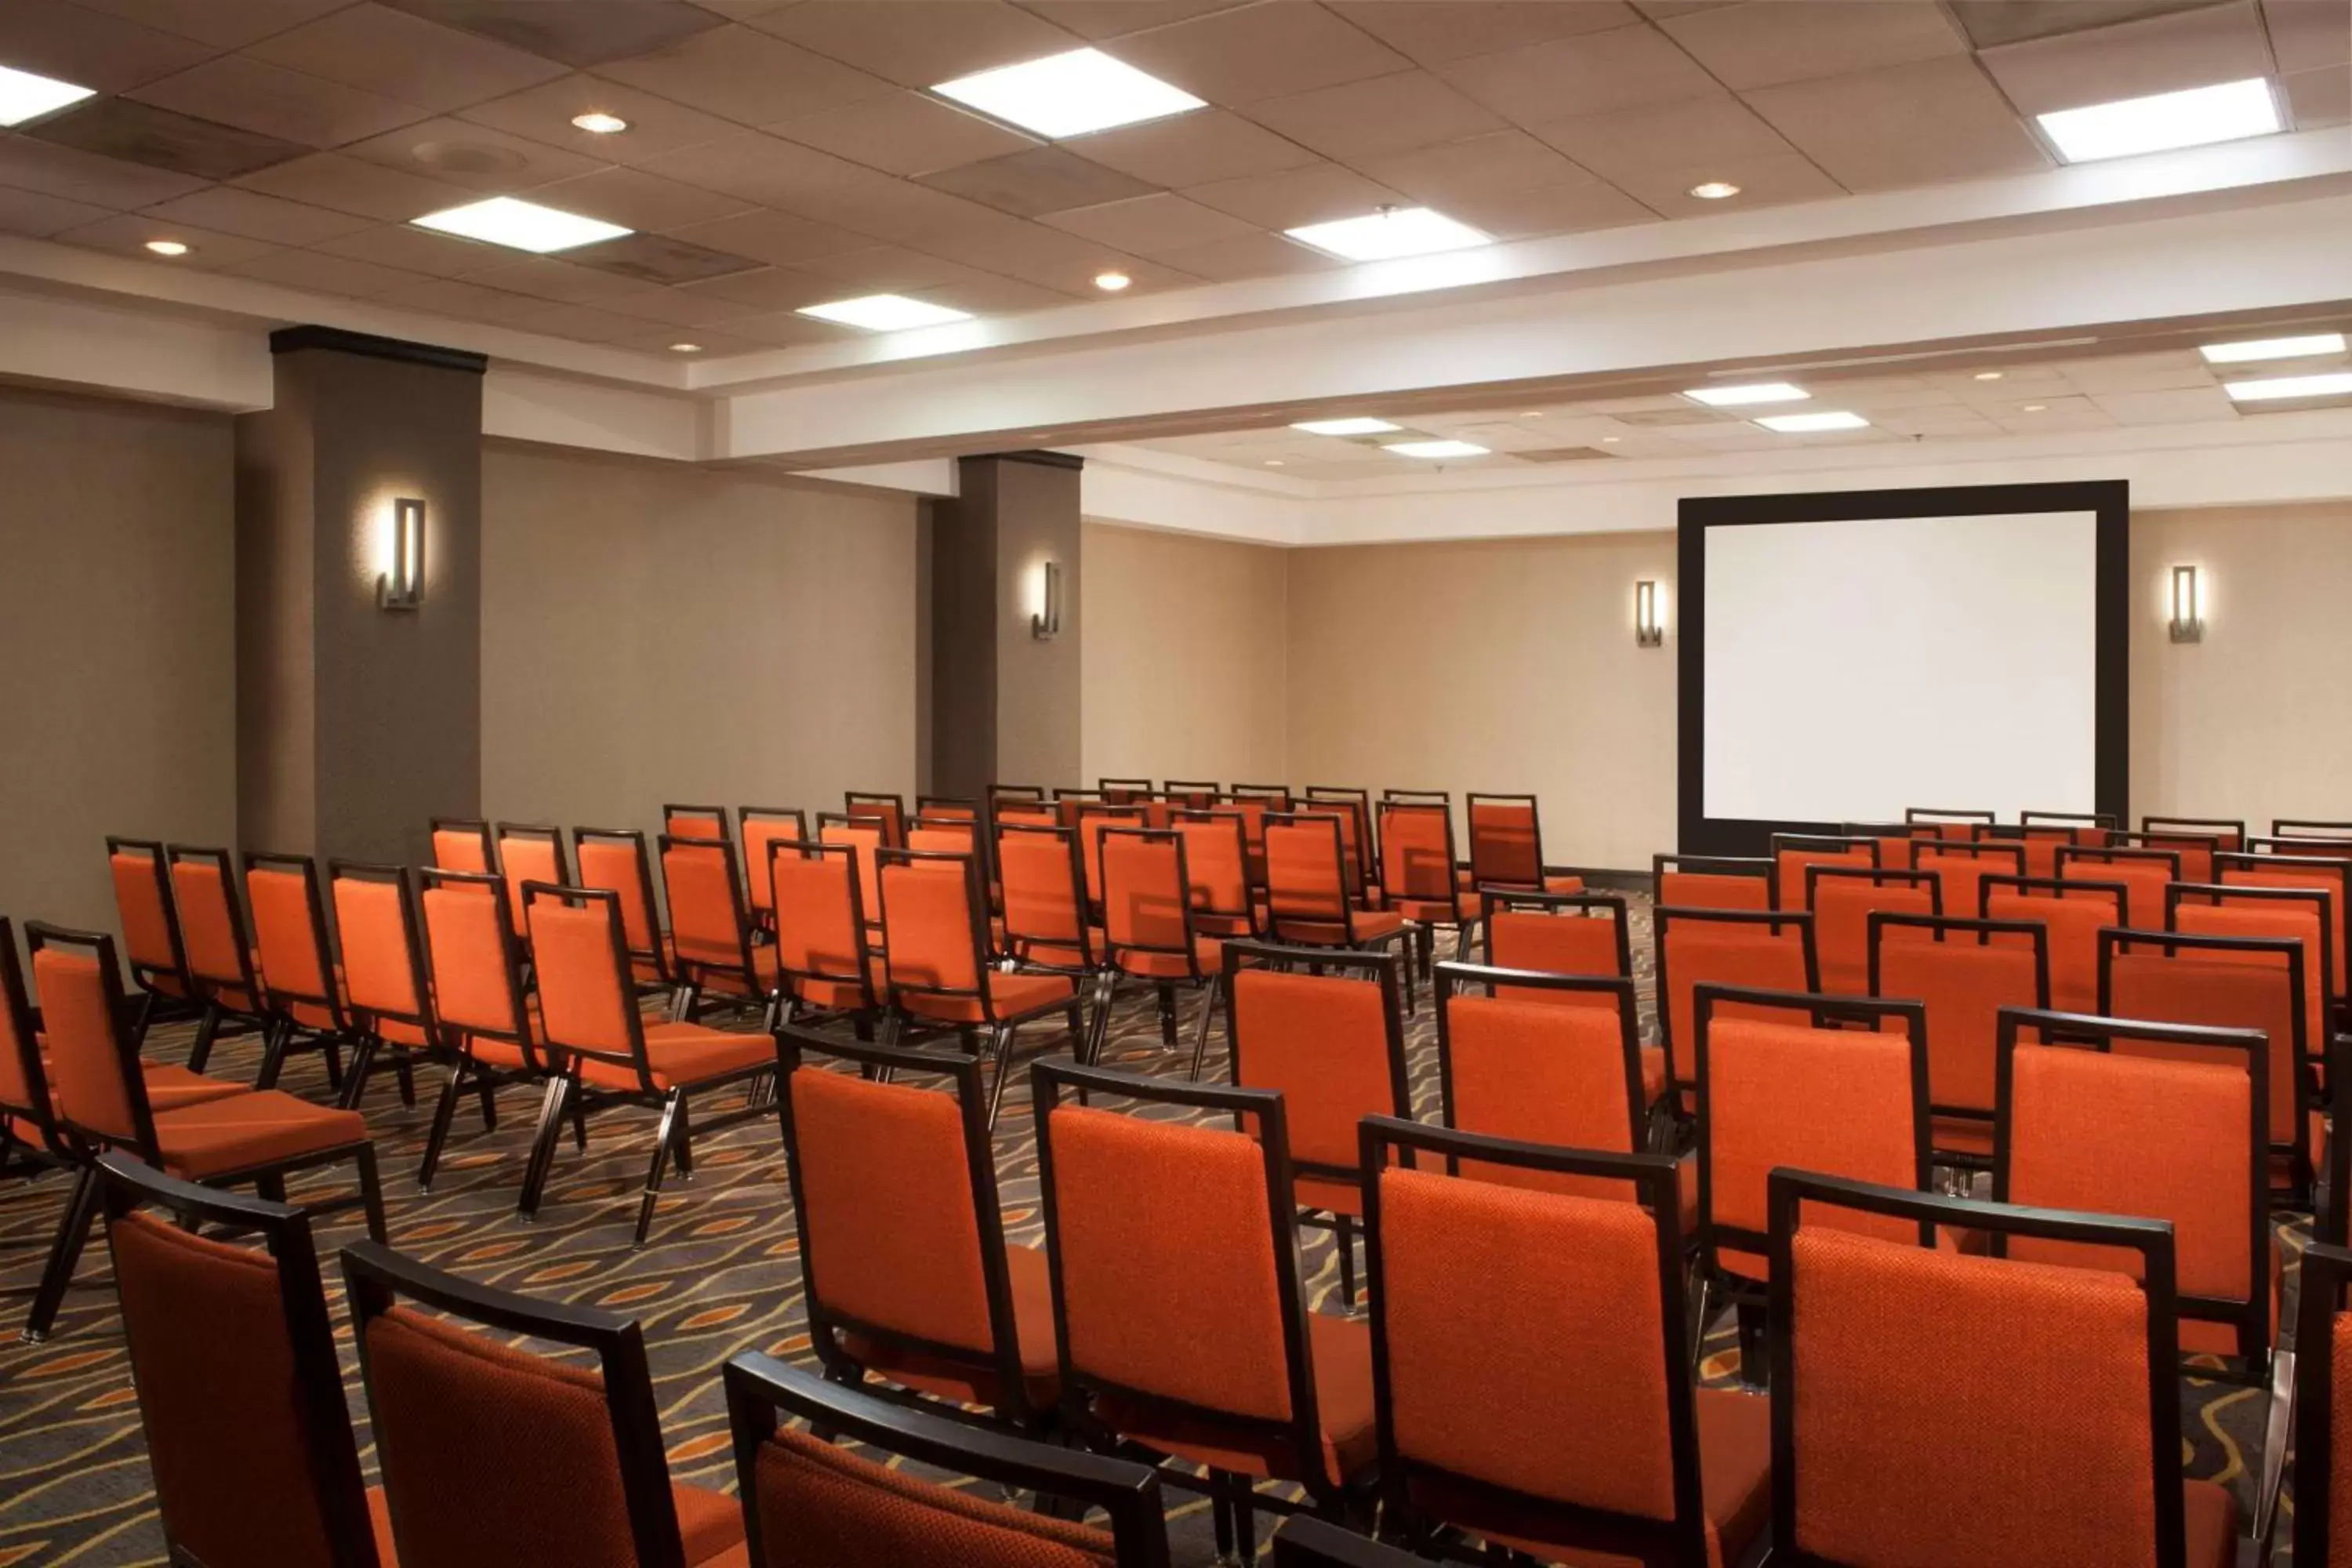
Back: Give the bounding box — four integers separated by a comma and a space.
1081, 521, 1288, 789
481, 444, 919, 844
1286, 531, 1678, 870
0, 385, 237, 942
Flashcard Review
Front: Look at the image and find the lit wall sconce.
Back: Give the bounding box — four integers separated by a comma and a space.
1030, 559, 1061, 640
2168, 563, 2201, 643
1634, 579, 1665, 648
380, 498, 424, 612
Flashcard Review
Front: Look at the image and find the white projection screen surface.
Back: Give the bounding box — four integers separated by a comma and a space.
1680, 484, 2126, 853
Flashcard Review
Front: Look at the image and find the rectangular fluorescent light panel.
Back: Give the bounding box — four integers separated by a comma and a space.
412, 197, 629, 253
2199, 332, 2346, 364
2222, 372, 2352, 402
797, 294, 975, 331
1285, 207, 1489, 262
1755, 411, 1870, 433
1291, 418, 1399, 436
2037, 78, 2280, 163
933, 48, 1203, 138
0, 64, 95, 126
1684, 382, 1809, 407
1384, 440, 1489, 459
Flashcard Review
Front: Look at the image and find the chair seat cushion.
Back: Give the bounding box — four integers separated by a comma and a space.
1392, 896, 1475, 925
1097, 1312, 1375, 1491
2184, 1478, 2238, 1568
574, 1024, 771, 1093
901, 971, 1076, 1025
141, 1063, 249, 1112
1114, 937, 1222, 980
368, 1480, 746, 1566
1931, 1114, 1995, 1157
840, 1242, 1062, 1414
152, 1091, 368, 1178
692, 945, 779, 998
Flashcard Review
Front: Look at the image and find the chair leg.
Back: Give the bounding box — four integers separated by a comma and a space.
418, 1063, 467, 1193
394, 1056, 416, 1109
337, 1036, 379, 1111
985, 1023, 1019, 1132
185, 1003, 221, 1074
477, 1080, 499, 1131
255, 1172, 288, 1203
517, 1075, 574, 1221
1735, 1300, 1768, 1390
671, 1095, 695, 1182
1232, 1477, 1257, 1564
1087, 971, 1117, 1065
571, 1091, 590, 1152
21, 1166, 99, 1344
1188, 978, 1221, 1082
353, 1143, 388, 1242
131, 989, 157, 1048
2257, 1346, 2294, 1541
321, 1035, 345, 1094
1156, 983, 1178, 1048
1336, 1212, 1357, 1307
253, 1018, 291, 1091
634, 1089, 685, 1246
1210, 1471, 1236, 1563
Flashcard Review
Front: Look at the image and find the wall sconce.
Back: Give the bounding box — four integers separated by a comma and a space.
1634, 579, 1665, 648
2168, 563, 2201, 643
380, 498, 424, 612
1030, 559, 1061, 641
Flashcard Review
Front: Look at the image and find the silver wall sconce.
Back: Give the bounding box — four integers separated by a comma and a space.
2168, 563, 2201, 643
1635, 579, 1665, 648
381, 497, 424, 611
1031, 559, 1062, 640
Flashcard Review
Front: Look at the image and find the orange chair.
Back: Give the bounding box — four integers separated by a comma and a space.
2061, 841, 2180, 929
1768, 833, 1878, 910
1097, 827, 1225, 1076
494, 822, 571, 935
2021, 809, 2116, 841
1980, 873, 2125, 1015
105, 836, 199, 1041
1806, 866, 1938, 996
1377, 800, 1474, 977
575, 826, 675, 992
1262, 813, 1413, 992
1692, 984, 1931, 1380
327, 861, 436, 1112
1098, 777, 1154, 805
1385, 787, 1450, 808
993, 821, 1102, 980
917, 794, 981, 822
817, 811, 888, 945
846, 790, 908, 848
1303, 786, 1381, 903
1911, 837, 2024, 924
1463, 793, 1583, 895
1842, 819, 1929, 871
738, 807, 808, 927
1056, 788, 1108, 829
1163, 779, 1222, 810
659, 833, 775, 1022
167, 843, 296, 1084
428, 816, 493, 874
1904, 807, 1995, 840
664, 801, 731, 846
1362, 1117, 1769, 1566
1762, 1169, 2235, 1568
97, 1153, 384, 1568
876, 848, 1080, 1131
1651, 852, 1773, 912
343, 1240, 748, 1568
724, 1354, 1171, 1568
522, 883, 776, 1243
2292, 1239, 2352, 1566
768, 840, 881, 1030
775, 1028, 1058, 1428
1076, 804, 1148, 920
1869, 911, 2046, 1168
24, 924, 383, 1341
989, 782, 1049, 808
1233, 782, 1293, 811
242, 851, 365, 1098
1653, 907, 1817, 1116
416, 866, 559, 1194
1480, 890, 1632, 990
1174, 809, 1265, 944
1032, 1058, 1377, 1555
2222, 844, 2350, 1015
2145, 812, 2245, 853
2170, 880, 2331, 1091
909, 815, 978, 855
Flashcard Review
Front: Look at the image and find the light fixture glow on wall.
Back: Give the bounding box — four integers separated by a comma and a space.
382, 499, 424, 611
1635, 580, 1665, 648
1031, 560, 1062, 641
2169, 564, 2201, 644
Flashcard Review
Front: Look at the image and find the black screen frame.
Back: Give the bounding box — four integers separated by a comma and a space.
1677, 480, 2129, 857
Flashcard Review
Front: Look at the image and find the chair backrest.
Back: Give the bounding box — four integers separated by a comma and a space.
328, 862, 434, 1043
1694, 985, 1931, 1269
1904, 807, 1996, 840
1434, 964, 1648, 1196
343, 1241, 710, 1568
1173, 811, 1255, 929
1766, 1170, 2189, 1568
107, 836, 191, 996
1223, 942, 1410, 1183
1377, 800, 1456, 904
1911, 838, 2025, 924
1162, 779, 1221, 810
2059, 843, 2179, 929
909, 816, 978, 855
1232, 783, 1292, 811
818, 813, 887, 924
1993, 1008, 2266, 1319
166, 844, 258, 999
99, 1154, 379, 1568
495, 822, 571, 932
775, 1029, 1029, 1420
995, 823, 1091, 962
1806, 866, 1939, 996
27, 924, 157, 1156
419, 867, 535, 1058
845, 791, 907, 848
1650, 852, 1772, 912
1769, 833, 1878, 910
1076, 807, 1147, 912
1055, 789, 1106, 830
769, 841, 872, 1007
659, 833, 755, 989
739, 808, 808, 916
525, 884, 658, 1093
2100, 927, 2306, 1159
1464, 793, 1546, 890
1263, 811, 1352, 930
877, 850, 989, 1010
2218, 848, 2347, 996
989, 782, 1048, 807
573, 828, 666, 981
0, 915, 58, 1142
1994, 819, 2099, 878
1303, 786, 1377, 891
2169, 880, 2331, 1060
917, 795, 981, 822
1868, 913, 2047, 1122
2020, 810, 2115, 842
1098, 778, 1154, 806
2143, 812, 2245, 855
1099, 829, 1200, 977
2294, 1240, 2352, 1568
724, 1354, 1169, 1568
244, 851, 346, 1028
1653, 907, 1817, 1103
1480, 891, 1630, 996
1842, 820, 1927, 871
429, 817, 493, 875
663, 802, 730, 845
1979, 873, 2125, 1014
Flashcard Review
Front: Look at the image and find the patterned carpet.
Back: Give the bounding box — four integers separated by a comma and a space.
0, 898, 2299, 1565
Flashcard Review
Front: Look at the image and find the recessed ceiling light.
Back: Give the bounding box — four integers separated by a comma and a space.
1973, 370, 2005, 381
412, 196, 630, 253
143, 239, 191, 257
1264, 459, 1284, 467
1385, 440, 1489, 459
572, 111, 630, 135
1093, 270, 1131, 292
1519, 410, 1542, 418
933, 47, 1203, 139
2020, 403, 2049, 412
1755, 411, 1870, 433
2037, 77, 2279, 164
1285, 206, 1489, 263
797, 293, 974, 331
1688, 180, 1741, 200
669, 342, 702, 353
0, 64, 94, 128
1291, 417, 1399, 436
2223, 371, 2352, 402
1600, 435, 1622, 443
2200, 332, 2346, 364
1684, 382, 1809, 407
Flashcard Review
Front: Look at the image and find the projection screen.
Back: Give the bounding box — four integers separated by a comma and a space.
1677, 481, 2128, 856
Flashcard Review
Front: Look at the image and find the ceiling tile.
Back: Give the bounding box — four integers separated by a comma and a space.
2284, 62, 2350, 126
895, 212, 1160, 292
1353, 129, 1588, 204
2087, 386, 2241, 423
380, 1, 729, 66
916, 144, 1158, 216
128, 56, 431, 149
630, 130, 870, 209
139, 184, 378, 244
340, 114, 607, 190
1606, 147, 1845, 214
529, 164, 752, 230
1011, 1, 1251, 42
27, 100, 311, 180
1532, 93, 1795, 184
454, 74, 746, 164
1245, 69, 1504, 162
789, 243, 994, 290
310, 220, 505, 274
247, 3, 570, 112
372, 274, 521, 317
456, 295, 648, 338
1062, 107, 1317, 186
62, 0, 350, 50
1744, 56, 2053, 191
1945, 0, 2227, 49
56, 212, 282, 267
675, 263, 840, 309
462, 253, 673, 304
1040, 191, 1258, 256
1661, 1, 1968, 89
702, 309, 847, 347
1978, 0, 2274, 116
1100, 2, 1411, 104
769, 90, 1038, 177
1435, 24, 1722, 124
1632, 1, 1740, 17
1325, 2, 1641, 67
1183, 162, 1404, 228
742, 0, 1080, 89
2265, 0, 2350, 69
913, 273, 1082, 314
1420, 173, 1657, 238
592, 22, 898, 128
0, 133, 210, 207
661, 206, 871, 264
761, 168, 1012, 244
0, 0, 215, 94
0, 183, 111, 237
222, 245, 424, 296
564, 229, 764, 283
231, 151, 474, 221
1149, 228, 1338, 278
601, 324, 766, 353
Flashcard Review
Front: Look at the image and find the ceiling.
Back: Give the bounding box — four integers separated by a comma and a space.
0, 0, 2342, 361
